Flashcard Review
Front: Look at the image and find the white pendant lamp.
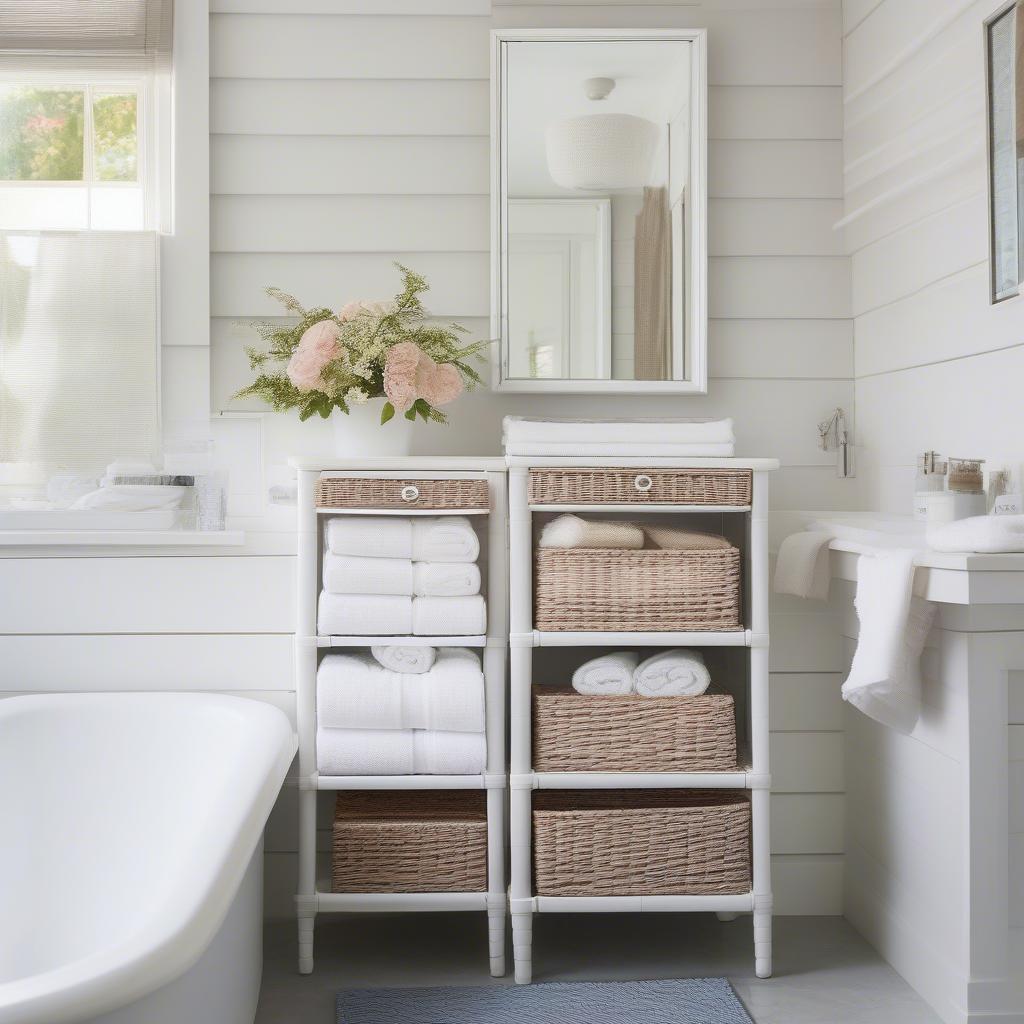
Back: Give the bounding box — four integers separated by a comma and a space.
545, 79, 659, 191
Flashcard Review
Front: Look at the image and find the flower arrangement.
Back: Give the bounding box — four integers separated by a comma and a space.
235, 264, 488, 425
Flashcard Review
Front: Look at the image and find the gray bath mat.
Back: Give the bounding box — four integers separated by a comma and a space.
337, 978, 754, 1023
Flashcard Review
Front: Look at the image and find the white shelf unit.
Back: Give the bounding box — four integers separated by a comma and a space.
507, 457, 777, 985
292, 458, 508, 978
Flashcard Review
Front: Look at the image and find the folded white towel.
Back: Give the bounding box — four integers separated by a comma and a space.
316, 727, 486, 776
644, 525, 733, 551
413, 561, 481, 597
773, 530, 834, 600
539, 514, 645, 550
841, 550, 936, 735
571, 652, 640, 696
322, 553, 414, 596
412, 595, 486, 635
326, 516, 413, 558
503, 441, 736, 458
371, 644, 435, 674
412, 517, 480, 563
70, 485, 185, 512
928, 513, 1024, 552
633, 649, 711, 696
503, 416, 735, 446
318, 592, 412, 636
317, 650, 484, 732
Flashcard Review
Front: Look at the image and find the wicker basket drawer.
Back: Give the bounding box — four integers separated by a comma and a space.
533, 790, 751, 897
528, 468, 752, 506
331, 792, 487, 894
533, 686, 737, 772
534, 547, 742, 632
316, 476, 489, 511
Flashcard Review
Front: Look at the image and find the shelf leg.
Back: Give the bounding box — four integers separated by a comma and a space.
486, 787, 507, 977
754, 908, 772, 979
297, 908, 315, 975
488, 903, 507, 978
512, 911, 533, 985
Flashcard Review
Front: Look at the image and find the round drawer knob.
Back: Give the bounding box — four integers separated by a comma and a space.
634, 474, 653, 493
401, 485, 420, 503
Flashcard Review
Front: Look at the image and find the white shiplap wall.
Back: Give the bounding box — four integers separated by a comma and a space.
205, 0, 852, 917
844, 0, 1024, 512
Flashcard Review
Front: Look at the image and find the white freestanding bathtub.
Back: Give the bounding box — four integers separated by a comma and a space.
0, 693, 295, 1024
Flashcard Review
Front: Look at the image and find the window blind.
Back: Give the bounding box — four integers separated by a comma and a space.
0, 231, 159, 471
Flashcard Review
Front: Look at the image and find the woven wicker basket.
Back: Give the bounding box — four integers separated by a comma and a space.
533, 686, 737, 772
534, 547, 742, 632
529, 469, 752, 506
331, 791, 487, 894
533, 790, 751, 896
316, 476, 489, 511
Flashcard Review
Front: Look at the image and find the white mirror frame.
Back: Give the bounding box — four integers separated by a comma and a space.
490, 27, 708, 395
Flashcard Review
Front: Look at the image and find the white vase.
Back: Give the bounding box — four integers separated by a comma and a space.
330, 402, 416, 456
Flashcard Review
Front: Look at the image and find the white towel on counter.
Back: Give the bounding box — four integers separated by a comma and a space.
841, 550, 936, 735
633, 649, 710, 697
927, 513, 1024, 552
571, 652, 640, 696
503, 416, 734, 447
317, 650, 484, 732
371, 644, 435, 674
318, 592, 412, 636
773, 530, 834, 600
316, 727, 486, 776
322, 553, 413, 596
326, 516, 413, 559
504, 441, 736, 458
412, 516, 480, 563
412, 595, 486, 636
413, 561, 481, 597
539, 514, 644, 550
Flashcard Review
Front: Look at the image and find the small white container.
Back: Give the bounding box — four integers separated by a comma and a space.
923, 490, 986, 525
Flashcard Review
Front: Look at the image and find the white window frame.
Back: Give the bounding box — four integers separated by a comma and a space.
0, 70, 155, 231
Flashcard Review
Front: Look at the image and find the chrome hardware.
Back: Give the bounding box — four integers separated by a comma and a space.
401, 485, 420, 503
634, 474, 653, 492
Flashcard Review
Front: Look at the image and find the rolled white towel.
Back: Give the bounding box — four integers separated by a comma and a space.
539, 514, 644, 550
571, 652, 640, 696
318, 592, 412, 636
317, 650, 484, 732
413, 561, 481, 597
413, 595, 486, 636
644, 525, 732, 551
371, 645, 435, 674
412, 516, 480, 563
323, 553, 414, 596
326, 516, 413, 558
316, 728, 486, 776
633, 649, 710, 697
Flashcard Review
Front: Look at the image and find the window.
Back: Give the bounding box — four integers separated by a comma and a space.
986, 2, 1023, 303
0, 80, 149, 230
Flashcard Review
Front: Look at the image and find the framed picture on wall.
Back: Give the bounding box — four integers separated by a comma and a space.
986, 1, 1023, 303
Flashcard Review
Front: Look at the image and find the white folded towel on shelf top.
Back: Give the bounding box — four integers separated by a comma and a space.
413, 561, 481, 597
927, 513, 1024, 552
326, 516, 412, 559
322, 553, 413, 596
633, 649, 710, 697
412, 595, 486, 636
504, 441, 736, 458
371, 644, 435, 674
571, 652, 640, 696
412, 516, 480, 563
316, 727, 486, 776
503, 416, 735, 446
539, 514, 645, 550
318, 592, 412, 636
317, 649, 484, 733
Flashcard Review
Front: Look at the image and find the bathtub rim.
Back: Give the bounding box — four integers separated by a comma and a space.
0, 692, 296, 1024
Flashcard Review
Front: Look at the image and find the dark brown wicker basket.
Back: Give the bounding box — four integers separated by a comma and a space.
528, 469, 752, 506
331, 791, 487, 893
533, 790, 751, 896
533, 686, 737, 772
534, 547, 742, 632
316, 476, 489, 510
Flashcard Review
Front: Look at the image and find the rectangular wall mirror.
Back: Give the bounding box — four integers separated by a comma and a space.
491, 28, 707, 394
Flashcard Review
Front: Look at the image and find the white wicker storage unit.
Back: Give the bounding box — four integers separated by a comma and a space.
507, 456, 779, 985
290, 457, 508, 977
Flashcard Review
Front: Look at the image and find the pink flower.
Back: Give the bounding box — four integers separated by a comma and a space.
417, 360, 463, 407
286, 319, 343, 393
338, 300, 396, 323
383, 341, 463, 413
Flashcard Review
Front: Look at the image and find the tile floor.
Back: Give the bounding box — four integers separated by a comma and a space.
255, 914, 943, 1023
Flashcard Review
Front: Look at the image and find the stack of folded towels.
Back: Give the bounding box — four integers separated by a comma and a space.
539, 514, 734, 552
318, 515, 486, 636
316, 646, 487, 775
571, 649, 711, 697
